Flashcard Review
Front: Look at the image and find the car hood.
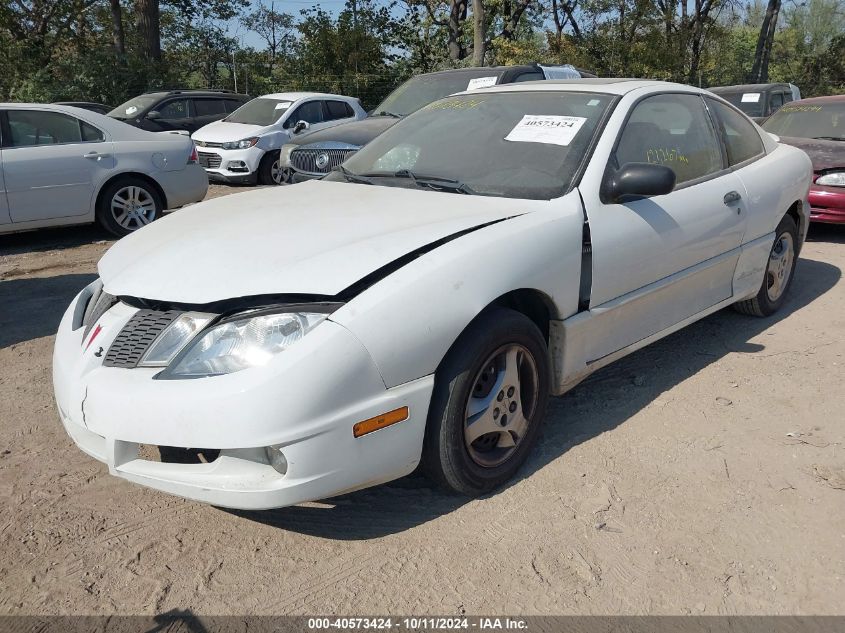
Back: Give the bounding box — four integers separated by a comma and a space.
777, 136, 845, 172
290, 116, 398, 148
192, 120, 267, 143
99, 180, 534, 304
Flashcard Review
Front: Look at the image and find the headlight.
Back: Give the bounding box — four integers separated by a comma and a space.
139, 312, 215, 367
221, 137, 259, 150
816, 171, 845, 187
157, 311, 327, 379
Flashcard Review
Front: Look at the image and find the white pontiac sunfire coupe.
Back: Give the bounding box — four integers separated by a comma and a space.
53, 79, 812, 510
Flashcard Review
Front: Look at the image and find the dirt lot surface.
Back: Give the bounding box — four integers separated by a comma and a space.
1, 184, 843, 616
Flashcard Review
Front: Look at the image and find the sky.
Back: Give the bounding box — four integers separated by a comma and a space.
224, 0, 364, 50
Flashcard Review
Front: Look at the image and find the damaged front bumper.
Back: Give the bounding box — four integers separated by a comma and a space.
53, 283, 434, 510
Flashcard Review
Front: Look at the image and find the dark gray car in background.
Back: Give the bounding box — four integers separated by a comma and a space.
282, 64, 595, 182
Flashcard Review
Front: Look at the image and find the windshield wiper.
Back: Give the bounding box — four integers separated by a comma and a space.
392, 169, 481, 195
812, 136, 844, 141
373, 110, 402, 118
335, 164, 375, 185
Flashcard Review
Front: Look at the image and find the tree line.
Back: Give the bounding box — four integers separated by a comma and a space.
1, 0, 842, 109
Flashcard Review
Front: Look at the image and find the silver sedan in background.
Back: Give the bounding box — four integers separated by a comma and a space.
0, 104, 208, 237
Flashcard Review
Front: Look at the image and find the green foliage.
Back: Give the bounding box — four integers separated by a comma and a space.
0, 0, 841, 106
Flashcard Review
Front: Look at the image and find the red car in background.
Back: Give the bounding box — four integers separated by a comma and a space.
762, 95, 845, 224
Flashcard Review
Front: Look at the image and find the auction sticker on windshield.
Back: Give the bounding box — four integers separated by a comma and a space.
504, 115, 587, 146
741, 93, 761, 103
467, 76, 497, 90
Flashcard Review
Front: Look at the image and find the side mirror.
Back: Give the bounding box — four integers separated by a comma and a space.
603, 163, 676, 203
146, 110, 162, 120
293, 120, 310, 134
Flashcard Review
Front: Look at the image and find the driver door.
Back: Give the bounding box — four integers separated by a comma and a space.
580, 93, 748, 362
283, 100, 333, 136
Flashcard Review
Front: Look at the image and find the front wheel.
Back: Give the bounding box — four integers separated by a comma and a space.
258, 151, 291, 185
96, 177, 162, 237
422, 308, 550, 496
734, 214, 799, 317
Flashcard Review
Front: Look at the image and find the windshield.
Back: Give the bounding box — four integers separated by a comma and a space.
717, 92, 764, 117
108, 95, 159, 119
763, 102, 845, 140
373, 72, 503, 117
224, 98, 293, 126
336, 91, 614, 200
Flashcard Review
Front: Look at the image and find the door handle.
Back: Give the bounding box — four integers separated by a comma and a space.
723, 190, 742, 205
84, 151, 111, 159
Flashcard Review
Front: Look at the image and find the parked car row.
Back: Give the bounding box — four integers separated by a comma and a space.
1, 72, 841, 240
52, 79, 814, 509
191, 92, 367, 185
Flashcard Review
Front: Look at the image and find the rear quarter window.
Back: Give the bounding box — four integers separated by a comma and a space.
707, 98, 765, 166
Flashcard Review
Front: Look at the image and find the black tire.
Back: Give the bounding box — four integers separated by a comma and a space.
422, 308, 551, 496
257, 151, 289, 185
96, 177, 163, 237
733, 214, 799, 317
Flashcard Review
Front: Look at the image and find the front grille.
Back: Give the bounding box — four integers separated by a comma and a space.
195, 141, 225, 149
197, 151, 222, 169
290, 148, 356, 175
103, 310, 181, 368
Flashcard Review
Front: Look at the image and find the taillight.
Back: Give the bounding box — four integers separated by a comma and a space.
188, 144, 198, 164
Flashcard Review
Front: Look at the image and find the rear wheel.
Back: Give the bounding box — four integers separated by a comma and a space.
96, 177, 162, 237
258, 151, 290, 185
734, 214, 799, 317
422, 308, 550, 496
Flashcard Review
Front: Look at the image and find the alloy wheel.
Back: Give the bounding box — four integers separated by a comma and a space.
111, 186, 156, 231
270, 160, 290, 185
463, 344, 540, 468
766, 232, 795, 302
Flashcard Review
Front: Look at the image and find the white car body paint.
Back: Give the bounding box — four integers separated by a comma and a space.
0, 104, 208, 234
97, 180, 539, 302
190, 92, 366, 183
53, 80, 812, 509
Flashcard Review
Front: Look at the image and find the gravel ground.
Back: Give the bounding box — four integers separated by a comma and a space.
0, 185, 843, 615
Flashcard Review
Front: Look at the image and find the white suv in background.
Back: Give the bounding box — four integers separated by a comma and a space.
191, 92, 366, 185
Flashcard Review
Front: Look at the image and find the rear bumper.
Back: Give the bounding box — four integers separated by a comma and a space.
156, 165, 208, 209
809, 185, 845, 224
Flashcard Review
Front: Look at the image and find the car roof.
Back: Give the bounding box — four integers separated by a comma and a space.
0, 103, 193, 141
416, 65, 538, 78
709, 83, 791, 93
141, 90, 249, 98
467, 78, 697, 96
257, 92, 357, 101
785, 95, 845, 105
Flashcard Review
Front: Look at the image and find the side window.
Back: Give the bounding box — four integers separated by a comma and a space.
514, 72, 544, 82
194, 99, 225, 117
158, 99, 189, 119
224, 99, 244, 113
769, 92, 784, 113
783, 91, 794, 104
325, 100, 354, 121
707, 99, 765, 166
81, 121, 105, 142
285, 101, 324, 128
614, 93, 723, 187
7, 110, 84, 147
